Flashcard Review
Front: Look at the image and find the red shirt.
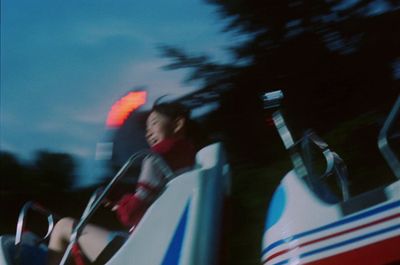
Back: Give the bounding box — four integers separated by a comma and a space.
151, 137, 196, 172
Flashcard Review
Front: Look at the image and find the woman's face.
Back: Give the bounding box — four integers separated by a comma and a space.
146, 111, 176, 146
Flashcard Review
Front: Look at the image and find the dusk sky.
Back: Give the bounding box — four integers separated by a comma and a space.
1, 0, 234, 185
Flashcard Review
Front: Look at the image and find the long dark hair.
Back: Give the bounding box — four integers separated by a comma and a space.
151, 102, 190, 123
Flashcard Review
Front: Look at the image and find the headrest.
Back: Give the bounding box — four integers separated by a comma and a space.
195, 142, 224, 169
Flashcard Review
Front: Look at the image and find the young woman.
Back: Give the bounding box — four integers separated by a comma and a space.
47, 102, 197, 265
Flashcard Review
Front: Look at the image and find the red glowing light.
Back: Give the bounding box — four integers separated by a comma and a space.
106, 91, 147, 128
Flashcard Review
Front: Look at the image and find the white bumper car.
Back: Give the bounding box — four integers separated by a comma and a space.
261, 93, 400, 265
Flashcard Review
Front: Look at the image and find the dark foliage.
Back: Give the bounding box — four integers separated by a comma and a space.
160, 0, 399, 137
1, 151, 79, 234
32, 151, 77, 190
159, 1, 400, 264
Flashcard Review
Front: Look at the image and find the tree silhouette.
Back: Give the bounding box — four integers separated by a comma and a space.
160, 4, 400, 264
1, 151, 80, 234
0, 150, 77, 192
161, 0, 399, 133
32, 151, 77, 191
0, 152, 25, 191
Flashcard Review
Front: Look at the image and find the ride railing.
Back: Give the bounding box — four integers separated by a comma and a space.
14, 202, 58, 265
378, 95, 400, 179
263, 90, 350, 203
14, 150, 175, 265
300, 130, 350, 202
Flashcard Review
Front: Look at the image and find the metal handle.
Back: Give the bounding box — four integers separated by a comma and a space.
15, 201, 56, 246
272, 110, 350, 202
14, 201, 57, 265
272, 110, 309, 179
378, 95, 400, 179
263, 90, 284, 109
268, 92, 350, 202
301, 131, 350, 201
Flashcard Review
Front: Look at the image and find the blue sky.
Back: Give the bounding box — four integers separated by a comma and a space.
1, 0, 232, 184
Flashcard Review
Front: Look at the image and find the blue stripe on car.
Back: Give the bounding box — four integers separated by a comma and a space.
271, 223, 400, 265
262, 199, 400, 256
161, 199, 191, 265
